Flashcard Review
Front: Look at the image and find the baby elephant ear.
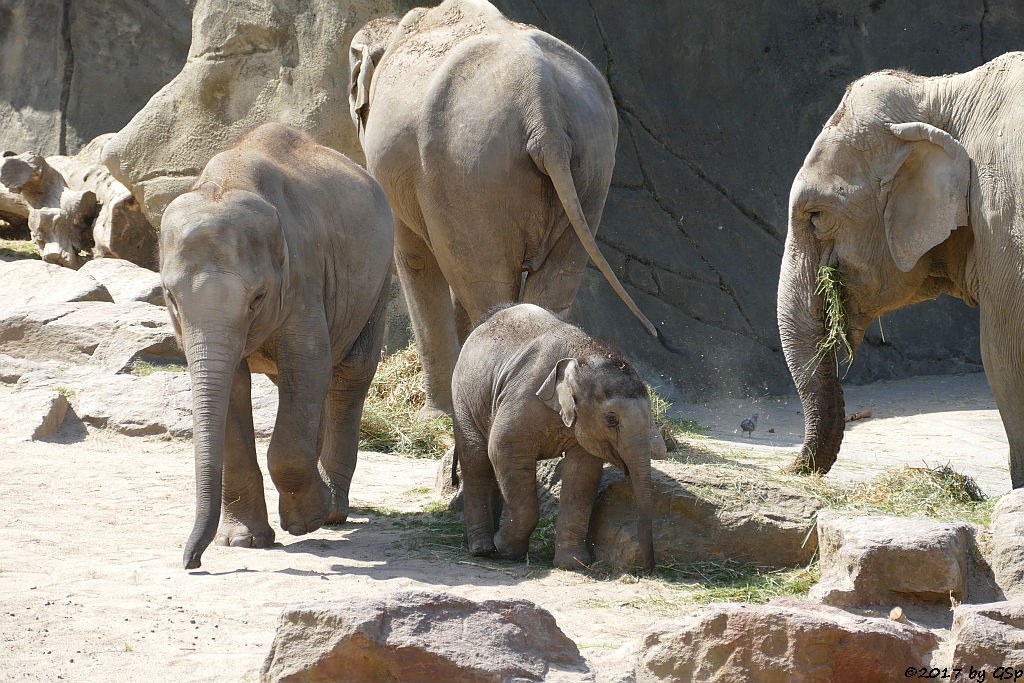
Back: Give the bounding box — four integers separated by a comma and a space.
536, 358, 578, 428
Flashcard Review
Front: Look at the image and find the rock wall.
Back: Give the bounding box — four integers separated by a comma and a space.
3, 0, 1021, 399
0, 0, 194, 156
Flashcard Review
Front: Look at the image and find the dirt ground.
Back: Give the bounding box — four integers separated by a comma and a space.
0, 371, 1011, 681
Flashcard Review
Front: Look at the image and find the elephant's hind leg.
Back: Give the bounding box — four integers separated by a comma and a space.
455, 414, 500, 556
215, 360, 275, 549
319, 279, 389, 524
488, 423, 540, 561
521, 225, 590, 318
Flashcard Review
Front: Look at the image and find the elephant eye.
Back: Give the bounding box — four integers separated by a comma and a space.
605, 411, 619, 429
250, 288, 266, 313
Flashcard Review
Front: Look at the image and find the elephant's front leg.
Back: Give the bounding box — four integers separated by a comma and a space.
981, 310, 1024, 488
394, 220, 459, 419
489, 427, 540, 561
215, 360, 275, 548
553, 446, 603, 569
269, 324, 333, 536
319, 281, 389, 524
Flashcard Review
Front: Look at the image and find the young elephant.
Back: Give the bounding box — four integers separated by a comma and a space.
160, 123, 393, 569
452, 304, 658, 571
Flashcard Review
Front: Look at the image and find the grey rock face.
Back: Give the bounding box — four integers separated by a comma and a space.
947, 600, 1024, 670
0, 259, 111, 317
809, 510, 976, 607
587, 462, 820, 569
635, 599, 939, 683
991, 490, 1024, 599
260, 589, 590, 682
78, 258, 163, 305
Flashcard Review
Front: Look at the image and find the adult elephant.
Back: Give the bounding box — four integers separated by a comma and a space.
778, 52, 1024, 487
348, 0, 670, 419
161, 123, 393, 568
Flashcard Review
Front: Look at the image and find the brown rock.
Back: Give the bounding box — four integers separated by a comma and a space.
259, 589, 589, 682
948, 600, 1024, 670
809, 510, 975, 607
635, 598, 939, 683
587, 462, 820, 569
991, 490, 1024, 599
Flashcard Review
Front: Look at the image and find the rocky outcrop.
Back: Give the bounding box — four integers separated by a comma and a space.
809, 511, 976, 607
78, 258, 163, 305
101, 0, 416, 228
946, 600, 1024, 670
991, 490, 1024, 599
0, 259, 112, 316
0, 0, 194, 157
260, 590, 590, 682
635, 598, 939, 683
588, 462, 820, 569
0, 387, 68, 440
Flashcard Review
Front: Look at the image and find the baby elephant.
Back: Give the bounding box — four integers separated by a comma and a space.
160, 123, 393, 569
452, 304, 659, 570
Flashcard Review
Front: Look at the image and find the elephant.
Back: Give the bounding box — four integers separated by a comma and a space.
778, 52, 1024, 487
348, 0, 671, 420
159, 122, 394, 568
452, 303, 659, 571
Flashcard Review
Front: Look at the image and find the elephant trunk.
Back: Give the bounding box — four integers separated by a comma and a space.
621, 435, 655, 571
182, 326, 244, 569
777, 232, 846, 474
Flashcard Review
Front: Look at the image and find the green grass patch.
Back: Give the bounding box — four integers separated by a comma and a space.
0, 238, 41, 261
810, 264, 853, 375
130, 361, 188, 377
359, 344, 454, 458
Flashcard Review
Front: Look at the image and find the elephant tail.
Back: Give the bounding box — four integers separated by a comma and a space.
529, 140, 681, 354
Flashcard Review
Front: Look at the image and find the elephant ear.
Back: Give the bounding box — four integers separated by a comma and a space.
536, 358, 579, 428
348, 42, 384, 137
881, 122, 970, 272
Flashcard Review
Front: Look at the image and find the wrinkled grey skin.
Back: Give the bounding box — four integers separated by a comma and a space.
349, 0, 665, 420
160, 123, 393, 568
452, 304, 658, 571
779, 52, 1024, 487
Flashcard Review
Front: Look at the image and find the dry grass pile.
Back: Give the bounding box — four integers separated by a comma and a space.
359, 343, 453, 458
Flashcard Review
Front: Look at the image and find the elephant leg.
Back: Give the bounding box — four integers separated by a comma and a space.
553, 445, 603, 569
456, 419, 499, 556
395, 219, 458, 419
319, 278, 389, 524
489, 425, 539, 561
521, 224, 593, 319
981, 312, 1024, 488
268, 321, 333, 536
451, 290, 473, 346
214, 360, 275, 548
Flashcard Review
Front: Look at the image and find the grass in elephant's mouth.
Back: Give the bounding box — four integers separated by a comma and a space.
647, 385, 708, 452
810, 264, 854, 375
359, 343, 454, 458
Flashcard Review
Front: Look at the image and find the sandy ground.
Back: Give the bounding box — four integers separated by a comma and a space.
0, 371, 1011, 681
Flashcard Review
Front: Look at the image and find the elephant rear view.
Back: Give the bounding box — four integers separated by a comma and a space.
349, 0, 670, 419
160, 123, 393, 569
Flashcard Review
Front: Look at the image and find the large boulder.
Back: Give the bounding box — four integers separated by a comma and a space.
76, 370, 192, 437
0, 300, 182, 370
101, 0, 417, 228
259, 590, 590, 682
635, 599, 939, 683
78, 258, 164, 305
587, 462, 820, 569
0, 387, 68, 440
0, 0, 194, 157
991, 490, 1024, 599
809, 511, 976, 607
946, 600, 1024, 670
0, 259, 111, 316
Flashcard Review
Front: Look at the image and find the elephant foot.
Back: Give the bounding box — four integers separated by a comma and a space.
278, 479, 331, 536
553, 546, 592, 570
468, 535, 496, 556
215, 518, 275, 548
493, 528, 529, 561
415, 404, 451, 422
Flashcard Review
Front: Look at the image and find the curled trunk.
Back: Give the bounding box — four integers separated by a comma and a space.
777, 235, 846, 474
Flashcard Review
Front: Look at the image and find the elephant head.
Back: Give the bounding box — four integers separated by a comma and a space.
160, 185, 289, 569
537, 354, 656, 570
779, 70, 971, 474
